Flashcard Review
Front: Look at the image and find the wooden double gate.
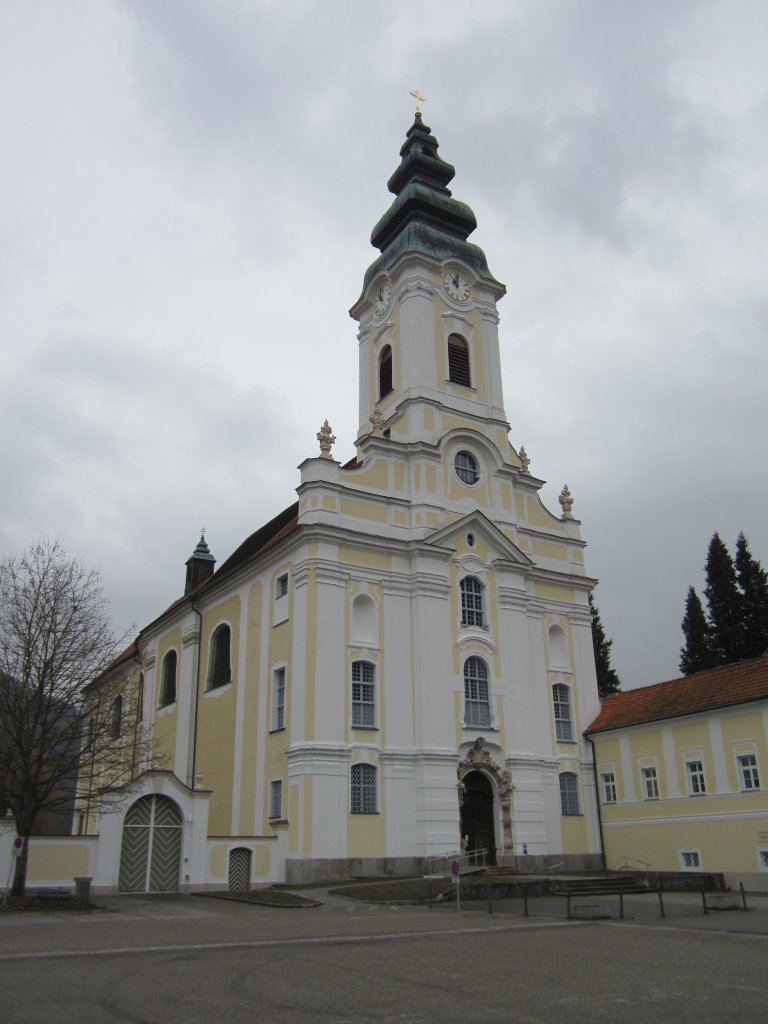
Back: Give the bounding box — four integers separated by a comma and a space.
119, 795, 183, 893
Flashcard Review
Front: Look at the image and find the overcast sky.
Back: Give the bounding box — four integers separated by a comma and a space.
2, 0, 767, 690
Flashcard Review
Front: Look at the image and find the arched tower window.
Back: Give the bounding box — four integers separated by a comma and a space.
159, 651, 177, 707
378, 345, 393, 399
464, 656, 491, 727
460, 576, 484, 627
208, 625, 232, 689
448, 334, 471, 387
351, 763, 377, 813
110, 695, 123, 739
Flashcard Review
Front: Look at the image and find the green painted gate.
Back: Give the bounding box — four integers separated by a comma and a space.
228, 847, 252, 892
119, 795, 183, 893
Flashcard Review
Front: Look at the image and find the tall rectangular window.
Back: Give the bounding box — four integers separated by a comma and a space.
460, 576, 484, 627
552, 684, 573, 742
642, 766, 659, 799
272, 667, 286, 731
738, 753, 760, 791
269, 780, 282, 819
559, 772, 580, 816
600, 772, 617, 804
686, 760, 706, 795
464, 657, 490, 727
352, 661, 376, 727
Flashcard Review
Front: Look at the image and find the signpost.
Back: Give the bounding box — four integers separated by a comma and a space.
451, 857, 461, 912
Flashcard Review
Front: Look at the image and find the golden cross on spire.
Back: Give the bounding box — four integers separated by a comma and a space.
410, 88, 425, 114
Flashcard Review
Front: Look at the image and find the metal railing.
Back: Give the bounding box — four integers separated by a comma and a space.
425, 848, 487, 877
618, 855, 651, 871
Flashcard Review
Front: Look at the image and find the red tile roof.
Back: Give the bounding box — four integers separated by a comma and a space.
586, 652, 768, 734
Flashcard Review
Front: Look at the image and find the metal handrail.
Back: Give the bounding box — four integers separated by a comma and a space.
425, 848, 487, 876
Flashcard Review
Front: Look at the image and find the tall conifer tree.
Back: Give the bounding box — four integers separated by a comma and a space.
735, 532, 768, 659
679, 586, 714, 675
704, 533, 744, 664
589, 593, 621, 698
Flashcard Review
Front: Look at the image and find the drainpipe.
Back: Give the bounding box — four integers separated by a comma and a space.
586, 733, 606, 870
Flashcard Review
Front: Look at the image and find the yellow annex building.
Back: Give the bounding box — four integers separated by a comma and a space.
11, 114, 607, 894
587, 653, 768, 890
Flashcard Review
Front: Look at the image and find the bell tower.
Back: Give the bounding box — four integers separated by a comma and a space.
350, 113, 509, 451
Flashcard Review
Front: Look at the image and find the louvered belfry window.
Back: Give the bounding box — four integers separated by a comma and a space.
448, 334, 471, 387
379, 345, 393, 399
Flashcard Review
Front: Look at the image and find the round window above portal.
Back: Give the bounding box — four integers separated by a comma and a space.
454, 450, 480, 486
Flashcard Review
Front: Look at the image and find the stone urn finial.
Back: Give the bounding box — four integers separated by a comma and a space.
317, 420, 336, 458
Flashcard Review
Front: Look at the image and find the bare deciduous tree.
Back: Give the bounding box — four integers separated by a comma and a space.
0, 539, 137, 896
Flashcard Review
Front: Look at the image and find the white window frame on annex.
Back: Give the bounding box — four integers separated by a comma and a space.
640, 764, 660, 800
271, 664, 286, 732
600, 770, 617, 804
685, 758, 707, 796
736, 751, 760, 791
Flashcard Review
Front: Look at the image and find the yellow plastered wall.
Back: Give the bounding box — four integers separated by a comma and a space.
720, 709, 767, 790
238, 581, 264, 835
152, 627, 183, 768
28, 842, 92, 882
196, 595, 241, 836
265, 578, 293, 827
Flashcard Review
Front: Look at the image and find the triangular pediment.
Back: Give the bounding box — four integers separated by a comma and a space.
426, 510, 533, 566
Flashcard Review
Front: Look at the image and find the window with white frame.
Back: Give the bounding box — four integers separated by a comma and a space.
463, 656, 491, 727
681, 850, 701, 871
208, 624, 232, 689
352, 660, 376, 727
454, 450, 479, 486
274, 573, 289, 625
686, 759, 706, 795
738, 753, 760, 791
271, 667, 286, 731
600, 772, 617, 804
641, 766, 659, 799
351, 763, 377, 814
759, 850, 768, 871
552, 684, 574, 742
460, 576, 484, 627
559, 772, 580, 815
159, 650, 177, 707
269, 780, 282, 819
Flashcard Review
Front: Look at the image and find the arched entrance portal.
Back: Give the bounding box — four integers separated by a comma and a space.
119, 795, 183, 893
460, 771, 496, 865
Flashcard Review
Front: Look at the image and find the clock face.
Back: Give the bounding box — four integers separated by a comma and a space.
373, 283, 391, 317
444, 271, 470, 302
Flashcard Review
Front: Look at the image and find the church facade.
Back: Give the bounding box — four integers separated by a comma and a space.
40, 114, 604, 893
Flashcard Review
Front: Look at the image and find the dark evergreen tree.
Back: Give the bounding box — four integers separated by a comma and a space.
735, 532, 768, 659
590, 593, 621, 698
704, 533, 745, 665
679, 586, 714, 675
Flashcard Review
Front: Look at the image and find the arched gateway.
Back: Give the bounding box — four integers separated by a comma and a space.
457, 738, 513, 865
118, 795, 183, 893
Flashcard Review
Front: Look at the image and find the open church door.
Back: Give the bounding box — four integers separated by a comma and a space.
460, 771, 496, 866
